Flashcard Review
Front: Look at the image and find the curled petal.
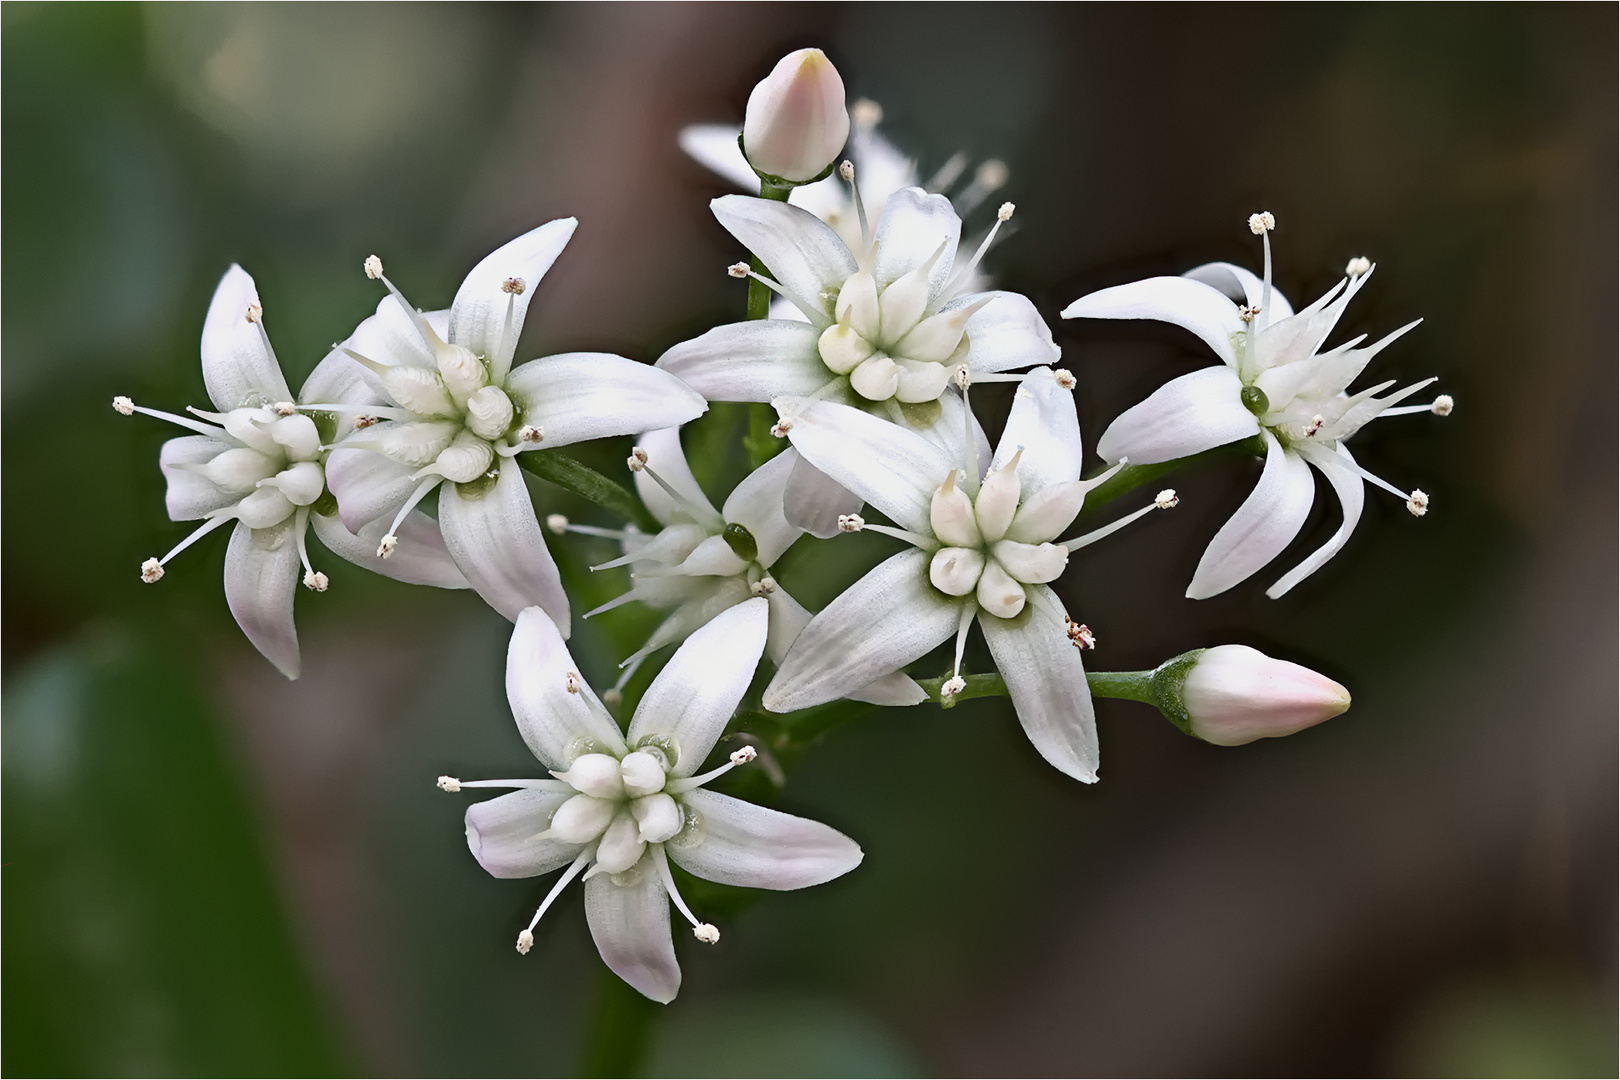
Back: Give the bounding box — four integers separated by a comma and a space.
872, 187, 960, 300
1183, 262, 1296, 321
439, 456, 569, 625
991, 367, 1084, 496
584, 853, 679, 1004
979, 585, 1098, 782
711, 195, 857, 321
669, 789, 862, 889
1062, 276, 1245, 368
633, 427, 718, 528
325, 446, 417, 532
1187, 431, 1315, 599
465, 789, 582, 878
201, 265, 293, 411
1095, 366, 1259, 466
721, 448, 800, 568
450, 219, 577, 374
224, 518, 301, 680
161, 435, 238, 521
1265, 442, 1366, 598
507, 606, 627, 770
506, 353, 706, 450
310, 509, 468, 589
948, 291, 1062, 374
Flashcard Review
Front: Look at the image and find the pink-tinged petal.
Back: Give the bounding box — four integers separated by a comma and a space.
161, 435, 237, 521
201, 265, 293, 411
584, 853, 680, 1003
310, 509, 468, 589
505, 353, 706, 450
223, 518, 301, 680
633, 427, 718, 529
872, 187, 960, 299
1265, 442, 1366, 598
668, 789, 862, 889
449, 219, 577, 375
506, 606, 627, 770
1187, 431, 1315, 599
721, 449, 800, 568
439, 457, 569, 625
325, 447, 417, 532
465, 789, 583, 878
980, 585, 1098, 782
782, 453, 864, 539
1183, 262, 1295, 321
711, 195, 856, 321
1095, 366, 1259, 466
990, 368, 1084, 496
1062, 276, 1245, 368
655, 320, 829, 403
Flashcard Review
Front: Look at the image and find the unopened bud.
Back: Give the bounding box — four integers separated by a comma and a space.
1180, 644, 1350, 746
742, 48, 850, 183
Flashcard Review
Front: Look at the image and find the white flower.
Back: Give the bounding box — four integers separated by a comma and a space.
558, 427, 924, 706
761, 369, 1175, 782
447, 600, 862, 1002
1179, 644, 1351, 746
740, 48, 850, 183
1062, 214, 1444, 599
322, 221, 708, 628
119, 265, 467, 678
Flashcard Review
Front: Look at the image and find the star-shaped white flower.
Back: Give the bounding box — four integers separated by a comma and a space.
1062, 214, 1446, 598
118, 265, 466, 678
445, 599, 862, 1003
322, 220, 708, 629
761, 369, 1175, 782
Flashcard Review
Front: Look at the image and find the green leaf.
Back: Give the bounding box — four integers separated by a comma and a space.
518, 449, 657, 531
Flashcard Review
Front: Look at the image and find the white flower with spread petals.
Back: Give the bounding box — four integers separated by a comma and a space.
1063, 214, 1447, 598
322, 221, 708, 629
762, 369, 1176, 782
119, 265, 467, 678
445, 600, 862, 1003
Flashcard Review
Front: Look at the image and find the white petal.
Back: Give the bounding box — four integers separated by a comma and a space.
782, 451, 864, 539
324, 447, 416, 531
347, 295, 438, 370
990, 367, 1083, 495
449, 219, 577, 374
765, 588, 925, 706
1095, 366, 1259, 466
711, 195, 857, 321
223, 518, 301, 680
721, 449, 800, 567
507, 606, 627, 770
1187, 432, 1315, 599
764, 549, 960, 712
668, 789, 862, 890
439, 456, 570, 625
872, 187, 960, 300
846, 670, 929, 706
948, 291, 1061, 374
1061, 276, 1245, 368
776, 399, 953, 534
1266, 443, 1366, 598
1183, 262, 1295, 321
506, 353, 706, 450
633, 427, 718, 528
679, 123, 757, 189
200, 265, 293, 410
160, 435, 237, 520
464, 789, 582, 878
655, 320, 830, 403
980, 585, 1098, 783
627, 597, 768, 777
911, 389, 991, 477
310, 509, 469, 589
298, 343, 382, 408
584, 854, 679, 1004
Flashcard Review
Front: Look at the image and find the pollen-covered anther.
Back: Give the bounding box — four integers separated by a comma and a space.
303, 570, 329, 592
113, 395, 136, 415
602, 688, 623, 709
729, 746, 758, 765
1304, 414, 1325, 437
272, 400, 297, 417
627, 446, 648, 472
838, 159, 855, 182
1432, 394, 1454, 416
517, 425, 544, 444
1248, 211, 1276, 234
501, 276, 527, 295
750, 575, 777, 596
545, 514, 569, 535
353, 415, 378, 429
436, 775, 461, 793
377, 534, 398, 559
997, 201, 1015, 222
364, 255, 384, 280
726, 262, 750, 279
565, 671, 581, 694
1053, 368, 1077, 390
516, 929, 534, 955
1154, 489, 1179, 509
837, 513, 865, 533
941, 675, 967, 698
693, 923, 721, 944
1239, 305, 1260, 324
851, 98, 883, 129
1064, 618, 1096, 650
953, 365, 972, 390
244, 302, 263, 323
1407, 489, 1429, 517
1345, 256, 1372, 277
140, 557, 164, 583
769, 418, 794, 438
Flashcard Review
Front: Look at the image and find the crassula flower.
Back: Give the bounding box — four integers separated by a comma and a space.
118, 265, 466, 678
762, 369, 1176, 782
739, 48, 849, 183
441, 599, 862, 1002
322, 220, 707, 627
1063, 213, 1447, 599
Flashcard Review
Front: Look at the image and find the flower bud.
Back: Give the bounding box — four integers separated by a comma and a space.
1181, 645, 1350, 746
742, 49, 850, 183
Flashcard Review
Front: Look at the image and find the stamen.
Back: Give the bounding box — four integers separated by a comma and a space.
953, 365, 972, 391
123, 402, 229, 438
1345, 256, 1372, 278
727, 262, 749, 279
1250, 211, 1276, 331
501, 276, 527, 295
140, 557, 164, 583
851, 98, 883, 130
303, 571, 329, 591
627, 446, 648, 472
1304, 414, 1325, 437
693, 924, 721, 944
153, 513, 235, 571
1053, 369, 1077, 390
955, 159, 1009, 215
1154, 489, 1179, 509
439, 777, 569, 792
364, 255, 384, 279
635, 459, 722, 528
770, 417, 794, 437
837, 514, 864, 533
1248, 212, 1276, 235
112, 396, 135, 415
665, 745, 758, 794
861, 522, 934, 547
924, 151, 969, 194
354, 415, 378, 429
1352, 463, 1413, 501
378, 476, 444, 557
517, 850, 594, 954
949, 600, 975, 683
1064, 618, 1096, 650
245, 302, 263, 324
272, 401, 297, 416
377, 534, 398, 559
1239, 305, 1260, 324
840, 159, 870, 244
298, 401, 415, 423
1407, 489, 1429, 517
565, 671, 581, 694
437, 776, 461, 792
651, 845, 715, 942
546, 514, 569, 534
944, 200, 1015, 299
1432, 394, 1454, 416
941, 675, 966, 699
750, 575, 777, 596
364, 256, 441, 355
602, 688, 624, 710
517, 425, 544, 444
1062, 494, 1174, 551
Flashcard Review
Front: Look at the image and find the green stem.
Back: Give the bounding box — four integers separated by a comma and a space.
913, 669, 1159, 708
744, 181, 793, 320
1078, 435, 1266, 518
517, 450, 659, 532
577, 966, 657, 1077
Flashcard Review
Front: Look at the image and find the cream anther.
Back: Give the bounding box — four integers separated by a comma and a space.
729, 746, 758, 765
693, 923, 721, 944
1239, 305, 1260, 324
1154, 489, 1179, 509
1248, 211, 1276, 235
377, 534, 398, 559
627, 447, 648, 472
140, 557, 164, 583
727, 262, 750, 279
1065, 618, 1096, 650
517, 425, 544, 444
1053, 369, 1076, 390
851, 98, 883, 129
1431, 394, 1454, 416
303, 570, 330, 592
1304, 414, 1325, 437
602, 688, 623, 709
941, 675, 966, 698
953, 365, 972, 390
245, 302, 263, 324
272, 401, 297, 416
501, 276, 527, 295
1345, 256, 1372, 277
113, 396, 135, 415
1407, 489, 1429, 517
997, 201, 1015, 223
769, 417, 794, 438
750, 575, 777, 596
516, 930, 534, 955
837, 513, 865, 533
437, 776, 462, 792
565, 671, 581, 694
364, 255, 383, 280
838, 159, 855, 182
546, 514, 569, 535
976, 159, 1009, 190
353, 415, 378, 429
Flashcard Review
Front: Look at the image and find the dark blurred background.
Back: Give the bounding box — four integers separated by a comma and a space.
4, 4, 1615, 1076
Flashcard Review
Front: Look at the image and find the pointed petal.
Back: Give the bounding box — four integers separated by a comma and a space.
722, 449, 800, 567
465, 789, 584, 878
347, 294, 438, 370
668, 789, 861, 890
450, 219, 577, 372
632, 427, 718, 528
310, 509, 469, 589
872, 187, 960, 299
505, 353, 706, 450
783, 453, 864, 539
766, 587, 925, 705
655, 320, 830, 403
990, 368, 1083, 495
627, 598, 768, 776
440, 456, 570, 625
711, 195, 856, 322
979, 585, 1098, 783
943, 291, 1061, 374
1183, 262, 1295, 321
298, 342, 383, 408
1095, 366, 1259, 466
1062, 276, 1244, 368
160, 435, 238, 520
776, 399, 953, 534
507, 606, 627, 769
201, 265, 293, 410
764, 549, 960, 712
679, 123, 756, 189
584, 854, 679, 1003
1187, 432, 1315, 599
1266, 442, 1366, 598
907, 389, 991, 478
224, 518, 301, 680
324, 447, 416, 531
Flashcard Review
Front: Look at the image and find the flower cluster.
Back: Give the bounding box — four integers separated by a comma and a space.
121, 49, 1445, 1001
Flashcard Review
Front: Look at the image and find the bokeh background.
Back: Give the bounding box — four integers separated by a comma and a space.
4, 4, 1615, 1076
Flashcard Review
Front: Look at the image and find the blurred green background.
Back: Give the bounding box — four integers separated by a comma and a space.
4, 4, 1615, 1076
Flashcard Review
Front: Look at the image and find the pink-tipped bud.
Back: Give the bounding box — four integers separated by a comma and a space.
1181, 645, 1350, 746
742, 49, 850, 183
